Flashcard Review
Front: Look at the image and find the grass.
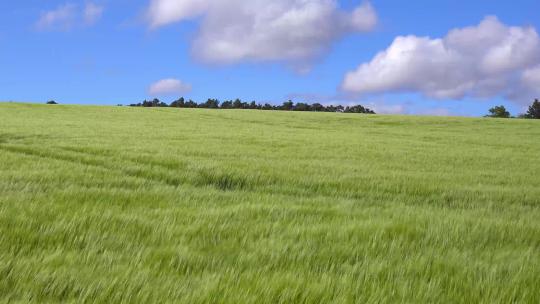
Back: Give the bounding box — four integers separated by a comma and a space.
0, 102, 539, 303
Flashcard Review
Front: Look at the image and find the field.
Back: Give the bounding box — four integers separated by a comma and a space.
1, 102, 539, 303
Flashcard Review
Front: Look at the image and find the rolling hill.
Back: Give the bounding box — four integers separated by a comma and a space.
1, 102, 539, 303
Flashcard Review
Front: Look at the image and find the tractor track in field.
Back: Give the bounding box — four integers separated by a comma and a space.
0, 143, 271, 193
0, 144, 183, 188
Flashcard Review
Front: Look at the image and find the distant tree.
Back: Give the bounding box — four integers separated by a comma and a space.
128, 96, 374, 115
232, 99, 246, 109
46, 100, 58, 105
170, 97, 185, 108
344, 105, 375, 114
140, 98, 167, 107
311, 103, 325, 112
184, 99, 198, 108
262, 103, 274, 110
485, 105, 511, 118
200, 98, 219, 109
294, 103, 310, 111
221, 100, 233, 109
249, 101, 260, 109
525, 99, 540, 119
282, 100, 294, 111
156, 99, 168, 107
325, 105, 337, 112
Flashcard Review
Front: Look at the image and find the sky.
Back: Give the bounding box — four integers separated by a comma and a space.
1, 0, 539, 116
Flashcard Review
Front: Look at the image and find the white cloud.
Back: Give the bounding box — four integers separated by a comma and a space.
342, 16, 540, 105
36, 2, 104, 31
146, 0, 377, 68
36, 4, 77, 31
84, 3, 104, 25
522, 66, 540, 89
147, 0, 210, 28
149, 79, 192, 95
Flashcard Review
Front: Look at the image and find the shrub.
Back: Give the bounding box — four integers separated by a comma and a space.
486, 105, 510, 118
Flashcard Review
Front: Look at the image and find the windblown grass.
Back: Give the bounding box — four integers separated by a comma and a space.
0, 102, 539, 303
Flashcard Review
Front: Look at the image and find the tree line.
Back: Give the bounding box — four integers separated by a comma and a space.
45, 97, 540, 119
127, 98, 376, 114
486, 99, 540, 119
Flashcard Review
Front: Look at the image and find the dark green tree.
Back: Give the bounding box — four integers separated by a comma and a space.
142, 98, 168, 107
221, 100, 233, 109
200, 98, 219, 109
311, 103, 325, 112
184, 99, 198, 108
170, 97, 185, 108
232, 99, 245, 109
486, 105, 510, 118
249, 101, 260, 109
344, 105, 375, 114
325, 105, 337, 112
262, 103, 274, 110
282, 100, 294, 111
525, 99, 540, 119
294, 103, 310, 111
46, 100, 58, 105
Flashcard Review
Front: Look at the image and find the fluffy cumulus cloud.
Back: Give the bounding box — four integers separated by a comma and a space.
36, 2, 104, 31
146, 0, 377, 68
149, 79, 192, 95
521, 66, 540, 90
342, 16, 540, 104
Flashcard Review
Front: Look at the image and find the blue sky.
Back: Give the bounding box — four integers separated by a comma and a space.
1, 0, 539, 116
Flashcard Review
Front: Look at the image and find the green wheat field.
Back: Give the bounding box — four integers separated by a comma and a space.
1, 102, 539, 303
